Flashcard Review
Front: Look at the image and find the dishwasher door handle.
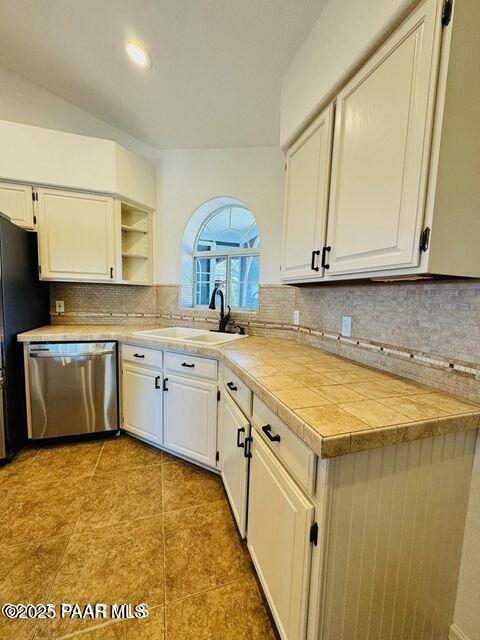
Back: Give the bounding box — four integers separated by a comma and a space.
30, 350, 115, 358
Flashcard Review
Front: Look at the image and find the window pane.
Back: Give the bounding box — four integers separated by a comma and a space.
195, 206, 260, 251
215, 229, 246, 250
230, 207, 255, 234
228, 255, 259, 309
194, 257, 227, 305
245, 223, 259, 248
204, 208, 230, 238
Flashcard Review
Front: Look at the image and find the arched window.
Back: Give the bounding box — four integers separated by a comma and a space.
182, 199, 260, 310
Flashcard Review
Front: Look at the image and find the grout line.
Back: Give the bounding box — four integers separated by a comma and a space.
31, 441, 106, 640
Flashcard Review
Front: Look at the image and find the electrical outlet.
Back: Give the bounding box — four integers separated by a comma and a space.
293, 310, 300, 326
342, 316, 352, 337
55, 300, 65, 313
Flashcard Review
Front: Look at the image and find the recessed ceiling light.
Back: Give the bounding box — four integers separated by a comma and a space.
126, 40, 152, 70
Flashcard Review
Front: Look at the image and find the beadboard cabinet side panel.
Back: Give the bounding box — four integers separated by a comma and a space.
316, 431, 476, 640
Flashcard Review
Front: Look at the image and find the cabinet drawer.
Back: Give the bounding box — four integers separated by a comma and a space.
122, 344, 163, 369
164, 351, 217, 381
224, 368, 252, 418
252, 396, 316, 495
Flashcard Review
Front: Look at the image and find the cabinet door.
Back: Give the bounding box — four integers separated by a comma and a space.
220, 393, 250, 537
326, 0, 441, 275
281, 104, 333, 281
37, 188, 116, 281
163, 374, 217, 467
0, 182, 35, 229
247, 431, 314, 640
122, 364, 163, 445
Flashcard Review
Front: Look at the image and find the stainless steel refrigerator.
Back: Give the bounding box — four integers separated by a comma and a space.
0, 213, 49, 462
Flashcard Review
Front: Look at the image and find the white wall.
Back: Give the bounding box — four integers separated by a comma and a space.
452, 435, 480, 640
0, 64, 157, 160
280, 0, 416, 148
155, 147, 285, 285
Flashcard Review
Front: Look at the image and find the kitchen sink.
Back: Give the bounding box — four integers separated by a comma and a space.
183, 332, 246, 345
133, 327, 246, 345
134, 327, 206, 339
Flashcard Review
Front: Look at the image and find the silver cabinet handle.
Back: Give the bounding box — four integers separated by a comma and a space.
30, 350, 115, 358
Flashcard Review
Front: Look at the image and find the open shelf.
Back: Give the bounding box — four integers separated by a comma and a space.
117, 201, 153, 285
121, 224, 148, 234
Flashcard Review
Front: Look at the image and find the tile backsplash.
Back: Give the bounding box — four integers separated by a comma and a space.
49, 279, 480, 402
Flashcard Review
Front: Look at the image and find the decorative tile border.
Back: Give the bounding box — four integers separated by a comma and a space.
51, 310, 480, 381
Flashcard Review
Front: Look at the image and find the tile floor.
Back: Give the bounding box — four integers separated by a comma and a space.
0, 435, 276, 640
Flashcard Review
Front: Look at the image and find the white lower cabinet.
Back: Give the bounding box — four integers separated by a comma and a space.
163, 373, 217, 467
122, 363, 163, 445
220, 393, 250, 537
247, 430, 314, 640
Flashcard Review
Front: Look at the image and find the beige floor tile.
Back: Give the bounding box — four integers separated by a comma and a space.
339, 400, 411, 428
165, 578, 276, 640
295, 404, 369, 436
345, 381, 406, 400
414, 393, 480, 415
162, 460, 224, 512
66, 606, 165, 639
313, 384, 368, 404
36, 517, 165, 639
274, 388, 332, 409
379, 396, 450, 421
0, 453, 38, 490
0, 477, 91, 548
256, 375, 304, 391
12, 441, 103, 485
0, 536, 69, 640
164, 501, 251, 603
75, 465, 163, 533
96, 435, 165, 473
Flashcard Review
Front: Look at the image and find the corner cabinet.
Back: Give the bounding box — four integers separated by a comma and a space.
0, 182, 36, 230
281, 105, 333, 281
37, 188, 116, 282
281, 0, 480, 282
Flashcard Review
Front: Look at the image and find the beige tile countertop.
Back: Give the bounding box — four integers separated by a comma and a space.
18, 325, 480, 459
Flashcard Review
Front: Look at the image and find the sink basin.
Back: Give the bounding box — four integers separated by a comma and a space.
184, 332, 246, 345
133, 327, 246, 345
134, 327, 206, 340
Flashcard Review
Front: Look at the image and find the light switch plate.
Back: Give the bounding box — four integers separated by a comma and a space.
55, 300, 65, 313
293, 310, 300, 326
342, 316, 352, 337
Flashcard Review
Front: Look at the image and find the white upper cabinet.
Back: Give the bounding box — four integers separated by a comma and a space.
37, 188, 116, 282
0, 182, 35, 230
326, 0, 442, 275
281, 105, 333, 281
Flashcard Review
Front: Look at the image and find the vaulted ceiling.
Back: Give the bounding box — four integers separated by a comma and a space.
0, 0, 325, 149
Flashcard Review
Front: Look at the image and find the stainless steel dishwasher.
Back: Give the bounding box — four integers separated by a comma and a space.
27, 342, 118, 440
